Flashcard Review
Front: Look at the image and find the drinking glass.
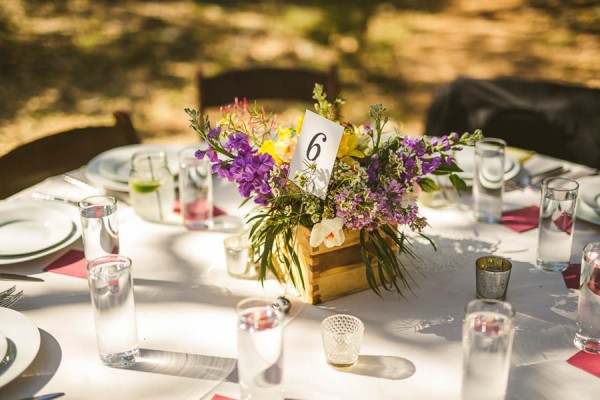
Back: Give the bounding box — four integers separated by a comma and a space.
536, 177, 579, 272
473, 138, 506, 223
237, 298, 284, 400
321, 314, 364, 367
178, 146, 213, 230
461, 299, 515, 400
79, 195, 119, 261
574, 242, 600, 353
129, 151, 176, 223
476, 256, 512, 300
87, 255, 139, 368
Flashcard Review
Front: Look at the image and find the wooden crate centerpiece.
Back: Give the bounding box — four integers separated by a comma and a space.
273, 225, 398, 304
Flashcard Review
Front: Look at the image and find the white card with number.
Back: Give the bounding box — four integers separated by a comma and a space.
288, 110, 344, 199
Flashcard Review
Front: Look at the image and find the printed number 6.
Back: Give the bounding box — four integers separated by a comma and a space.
306, 132, 327, 161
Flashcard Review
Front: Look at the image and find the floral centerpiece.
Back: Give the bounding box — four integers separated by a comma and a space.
185, 85, 481, 301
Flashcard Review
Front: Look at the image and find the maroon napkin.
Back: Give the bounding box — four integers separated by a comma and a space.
173, 199, 226, 217
567, 351, 600, 378
553, 211, 573, 234
562, 263, 581, 289
211, 396, 235, 400
43, 249, 87, 279
500, 205, 540, 232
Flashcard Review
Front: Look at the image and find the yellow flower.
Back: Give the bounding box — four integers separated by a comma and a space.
259, 140, 283, 164
274, 131, 297, 164
337, 132, 365, 159
295, 114, 304, 135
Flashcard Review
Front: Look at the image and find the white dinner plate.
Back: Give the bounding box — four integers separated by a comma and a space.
454, 146, 520, 182
577, 176, 600, 225
0, 200, 82, 265
579, 175, 600, 214
0, 206, 72, 256
86, 143, 190, 192
0, 307, 41, 389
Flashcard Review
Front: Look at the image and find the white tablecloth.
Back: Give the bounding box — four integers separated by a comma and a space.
0, 155, 599, 400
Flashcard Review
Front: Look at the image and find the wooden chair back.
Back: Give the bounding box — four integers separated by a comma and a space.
0, 111, 139, 199
196, 65, 340, 117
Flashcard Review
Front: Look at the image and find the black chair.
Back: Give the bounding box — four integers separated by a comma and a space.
424, 76, 600, 168
196, 65, 340, 118
0, 111, 139, 199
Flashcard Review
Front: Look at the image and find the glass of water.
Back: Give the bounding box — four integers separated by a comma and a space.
79, 195, 119, 261
473, 138, 506, 223
236, 297, 284, 400
536, 177, 579, 272
87, 254, 139, 368
178, 146, 213, 230
129, 151, 176, 223
574, 242, 600, 353
461, 299, 515, 400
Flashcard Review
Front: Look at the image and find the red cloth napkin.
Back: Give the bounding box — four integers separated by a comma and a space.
562, 263, 581, 289
211, 396, 235, 400
500, 205, 540, 232
173, 199, 226, 217
553, 211, 574, 234
43, 249, 87, 279
567, 351, 600, 378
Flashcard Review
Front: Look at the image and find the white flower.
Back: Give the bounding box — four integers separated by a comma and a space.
309, 217, 345, 248
274, 135, 297, 163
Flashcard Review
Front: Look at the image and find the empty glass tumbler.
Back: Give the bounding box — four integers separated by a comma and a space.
473, 138, 506, 223
129, 151, 176, 223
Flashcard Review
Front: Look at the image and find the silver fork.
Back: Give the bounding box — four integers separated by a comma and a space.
0, 286, 23, 307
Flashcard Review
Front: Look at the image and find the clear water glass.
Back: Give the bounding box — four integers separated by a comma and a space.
574, 242, 600, 353
536, 177, 579, 272
473, 138, 506, 223
87, 255, 139, 368
79, 195, 119, 261
178, 146, 213, 230
321, 314, 364, 367
129, 151, 176, 223
462, 299, 515, 400
237, 298, 284, 400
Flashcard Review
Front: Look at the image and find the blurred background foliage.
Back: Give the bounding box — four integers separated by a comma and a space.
0, 0, 599, 154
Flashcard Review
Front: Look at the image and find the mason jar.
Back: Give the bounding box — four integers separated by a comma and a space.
129, 151, 176, 223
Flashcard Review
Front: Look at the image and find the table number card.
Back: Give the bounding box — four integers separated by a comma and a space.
288, 110, 344, 199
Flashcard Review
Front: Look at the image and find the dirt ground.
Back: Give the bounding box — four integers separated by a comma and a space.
1, 0, 599, 155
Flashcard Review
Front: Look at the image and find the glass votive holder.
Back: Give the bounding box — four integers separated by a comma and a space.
321, 314, 364, 367
224, 234, 255, 278
476, 256, 512, 300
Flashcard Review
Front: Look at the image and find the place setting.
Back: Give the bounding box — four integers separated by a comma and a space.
0, 200, 82, 265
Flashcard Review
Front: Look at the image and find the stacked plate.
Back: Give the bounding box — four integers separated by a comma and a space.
454, 146, 520, 184
85, 143, 188, 192
577, 175, 600, 225
0, 200, 81, 265
0, 308, 41, 388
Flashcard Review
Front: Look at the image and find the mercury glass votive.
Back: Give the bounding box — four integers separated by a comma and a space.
476, 256, 512, 300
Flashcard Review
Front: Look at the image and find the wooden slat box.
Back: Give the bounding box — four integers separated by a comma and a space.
274, 225, 397, 304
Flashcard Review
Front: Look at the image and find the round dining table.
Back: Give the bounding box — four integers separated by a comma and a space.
0, 148, 599, 400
